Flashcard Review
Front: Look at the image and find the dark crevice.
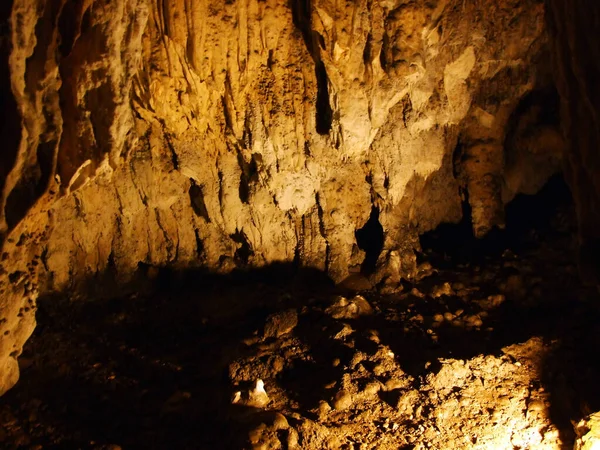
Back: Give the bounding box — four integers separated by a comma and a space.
5, 171, 40, 230
315, 62, 333, 135
57, 0, 79, 57
237, 152, 259, 204
315, 193, 330, 272
380, 33, 389, 71
363, 33, 372, 65
193, 227, 204, 259
80, 7, 92, 35
242, 115, 253, 149
188, 180, 210, 222
0, 0, 21, 234
355, 207, 384, 275
86, 83, 116, 160
238, 173, 250, 204
290, 0, 332, 136
162, 130, 179, 171
290, 0, 313, 54
26, 0, 60, 100
230, 230, 253, 265
452, 138, 465, 179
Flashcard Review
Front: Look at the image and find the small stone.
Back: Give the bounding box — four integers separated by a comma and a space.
367, 330, 380, 343
325, 295, 373, 319
362, 381, 381, 397
465, 315, 483, 328
272, 356, 285, 373
410, 288, 425, 298
233, 380, 270, 408
443, 312, 454, 321
411, 314, 424, 324
373, 364, 386, 376
271, 412, 289, 430
287, 428, 300, 449
432, 282, 453, 298
263, 309, 298, 338
433, 313, 444, 322
318, 400, 332, 418
333, 390, 353, 410
385, 378, 406, 391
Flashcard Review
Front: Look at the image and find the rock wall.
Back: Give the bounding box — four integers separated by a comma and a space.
546, 0, 600, 285
0, 0, 561, 395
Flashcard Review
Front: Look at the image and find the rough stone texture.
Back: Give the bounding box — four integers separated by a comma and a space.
546, 0, 600, 285
0, 0, 563, 394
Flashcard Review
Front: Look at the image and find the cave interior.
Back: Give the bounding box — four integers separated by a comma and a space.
1, 0, 600, 449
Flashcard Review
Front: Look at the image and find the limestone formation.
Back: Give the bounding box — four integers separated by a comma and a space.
0, 0, 564, 395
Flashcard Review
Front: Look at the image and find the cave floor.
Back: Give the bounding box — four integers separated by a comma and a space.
2, 192, 600, 449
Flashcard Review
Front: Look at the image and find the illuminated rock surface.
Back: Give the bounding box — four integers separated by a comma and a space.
0, 0, 569, 396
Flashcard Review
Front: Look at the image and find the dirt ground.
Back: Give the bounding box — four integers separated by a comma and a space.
1, 179, 600, 450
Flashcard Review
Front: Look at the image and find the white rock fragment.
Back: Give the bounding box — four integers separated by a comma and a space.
575, 411, 600, 450
232, 379, 270, 409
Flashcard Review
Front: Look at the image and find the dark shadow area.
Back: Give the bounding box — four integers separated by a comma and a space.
0, 266, 336, 450
0, 0, 22, 242
503, 87, 561, 170
419, 174, 574, 267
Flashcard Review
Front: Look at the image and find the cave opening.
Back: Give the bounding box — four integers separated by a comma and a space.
355, 205, 384, 274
